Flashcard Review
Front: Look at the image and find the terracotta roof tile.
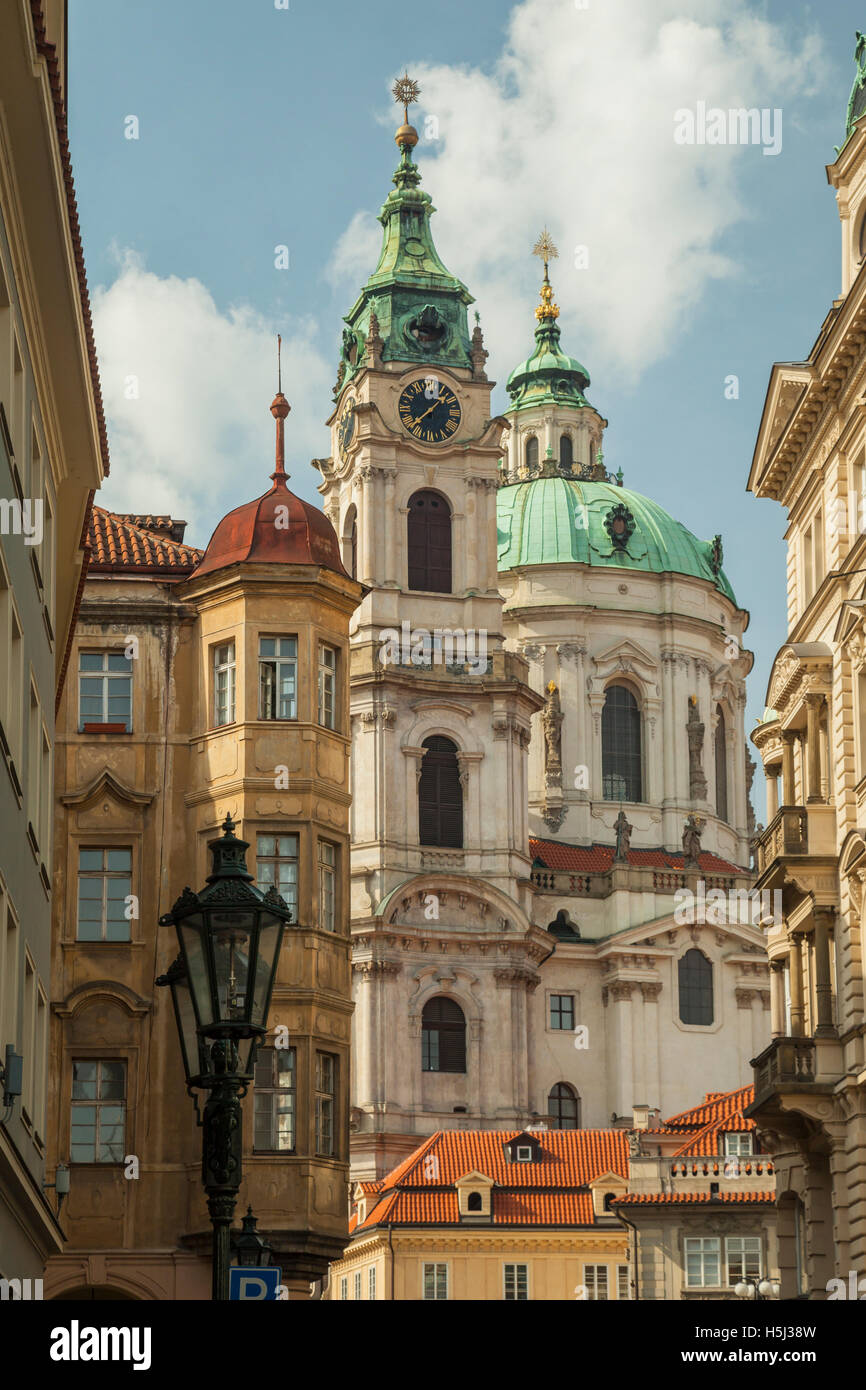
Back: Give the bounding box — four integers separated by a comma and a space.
615, 1191, 774, 1206
529, 838, 743, 876
394, 1129, 629, 1189
88, 508, 202, 576
353, 1130, 628, 1232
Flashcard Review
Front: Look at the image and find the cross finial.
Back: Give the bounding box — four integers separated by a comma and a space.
393, 72, 421, 126
532, 228, 560, 322
533, 227, 559, 280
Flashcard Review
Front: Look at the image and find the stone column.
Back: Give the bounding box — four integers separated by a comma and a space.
452, 509, 466, 594
789, 933, 805, 1037
383, 472, 396, 586
360, 467, 377, 585
766, 764, 779, 821
769, 959, 786, 1038
485, 480, 499, 594
781, 731, 797, 807
609, 981, 635, 1118
813, 907, 836, 1037
640, 981, 662, 1109
805, 695, 824, 803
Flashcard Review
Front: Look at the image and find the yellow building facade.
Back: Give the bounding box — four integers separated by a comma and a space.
0, 0, 105, 1285
45, 395, 363, 1299
328, 1128, 631, 1301
748, 44, 866, 1299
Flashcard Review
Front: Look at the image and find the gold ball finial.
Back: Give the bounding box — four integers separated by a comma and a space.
393, 71, 421, 147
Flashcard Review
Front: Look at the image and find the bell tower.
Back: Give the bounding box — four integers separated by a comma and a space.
313, 77, 545, 1178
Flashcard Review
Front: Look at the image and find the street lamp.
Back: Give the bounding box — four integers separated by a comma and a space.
232, 1205, 272, 1268
735, 1276, 781, 1300
157, 813, 292, 1300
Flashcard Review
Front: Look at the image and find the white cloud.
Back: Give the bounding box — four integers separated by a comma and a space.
92, 250, 333, 544
327, 210, 383, 290
333, 0, 825, 387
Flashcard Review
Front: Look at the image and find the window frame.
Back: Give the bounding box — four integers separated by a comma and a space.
213, 640, 236, 728
70, 1058, 127, 1164
684, 1236, 721, 1288
583, 1264, 609, 1301
317, 839, 336, 933
315, 1050, 337, 1157
423, 1262, 448, 1301
678, 948, 714, 1027
253, 1045, 296, 1153
76, 846, 133, 943
503, 1262, 529, 1301
549, 993, 575, 1031
258, 635, 298, 721
255, 832, 299, 923
77, 650, 133, 733
318, 642, 337, 730
601, 682, 642, 803
421, 996, 466, 1074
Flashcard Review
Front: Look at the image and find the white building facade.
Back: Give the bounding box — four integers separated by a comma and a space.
315, 108, 769, 1180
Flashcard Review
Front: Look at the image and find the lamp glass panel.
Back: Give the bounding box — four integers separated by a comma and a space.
211, 914, 254, 1026
179, 918, 213, 1028
249, 917, 284, 1027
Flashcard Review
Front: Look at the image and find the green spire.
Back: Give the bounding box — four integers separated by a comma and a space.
506, 231, 593, 413
839, 31, 866, 152
336, 77, 474, 392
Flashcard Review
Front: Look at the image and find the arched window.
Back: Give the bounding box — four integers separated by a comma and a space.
548, 1082, 579, 1129
678, 949, 713, 1025
422, 997, 466, 1072
559, 434, 573, 470
859, 211, 866, 263
715, 706, 728, 823
467, 1191, 482, 1212
343, 506, 357, 580
602, 684, 642, 802
407, 490, 451, 593
525, 435, 539, 470
418, 736, 463, 847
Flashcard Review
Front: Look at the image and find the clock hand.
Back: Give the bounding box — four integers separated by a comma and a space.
415, 392, 446, 423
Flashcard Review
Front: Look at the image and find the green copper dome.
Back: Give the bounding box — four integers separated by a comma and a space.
506, 315, 593, 413
497, 474, 736, 602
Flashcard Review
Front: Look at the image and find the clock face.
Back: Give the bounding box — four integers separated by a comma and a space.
337, 399, 356, 459
398, 377, 461, 444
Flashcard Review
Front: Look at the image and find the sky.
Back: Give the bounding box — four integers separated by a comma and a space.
68, 0, 866, 752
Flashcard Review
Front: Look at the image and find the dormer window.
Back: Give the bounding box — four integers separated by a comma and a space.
516, 1145, 532, 1162
724, 1132, 753, 1157
467, 1192, 482, 1212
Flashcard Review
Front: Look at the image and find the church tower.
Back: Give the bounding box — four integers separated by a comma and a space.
314, 78, 544, 1178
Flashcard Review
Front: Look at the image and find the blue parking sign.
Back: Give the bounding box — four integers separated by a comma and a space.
229, 1267, 283, 1300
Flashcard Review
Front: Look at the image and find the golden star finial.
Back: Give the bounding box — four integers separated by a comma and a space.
532, 228, 560, 322
533, 228, 559, 276
393, 72, 421, 125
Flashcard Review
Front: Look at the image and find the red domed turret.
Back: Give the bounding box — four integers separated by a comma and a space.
191, 384, 348, 580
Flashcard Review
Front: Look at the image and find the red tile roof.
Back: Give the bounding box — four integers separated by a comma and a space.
615, 1191, 774, 1206
640, 1085, 771, 1165
352, 1129, 629, 1233
530, 838, 743, 876
88, 508, 203, 576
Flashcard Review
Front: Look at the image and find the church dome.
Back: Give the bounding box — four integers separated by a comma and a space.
192, 391, 348, 580
496, 473, 736, 602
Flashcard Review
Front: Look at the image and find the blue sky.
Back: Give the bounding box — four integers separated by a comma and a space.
68, 0, 865, 762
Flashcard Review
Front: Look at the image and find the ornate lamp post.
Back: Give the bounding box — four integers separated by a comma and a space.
157, 814, 292, 1300
734, 1275, 781, 1300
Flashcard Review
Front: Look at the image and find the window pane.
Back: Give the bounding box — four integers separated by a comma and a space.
72, 1063, 97, 1099
107, 849, 132, 872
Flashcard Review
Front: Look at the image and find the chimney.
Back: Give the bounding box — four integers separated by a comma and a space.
632, 1104, 650, 1131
